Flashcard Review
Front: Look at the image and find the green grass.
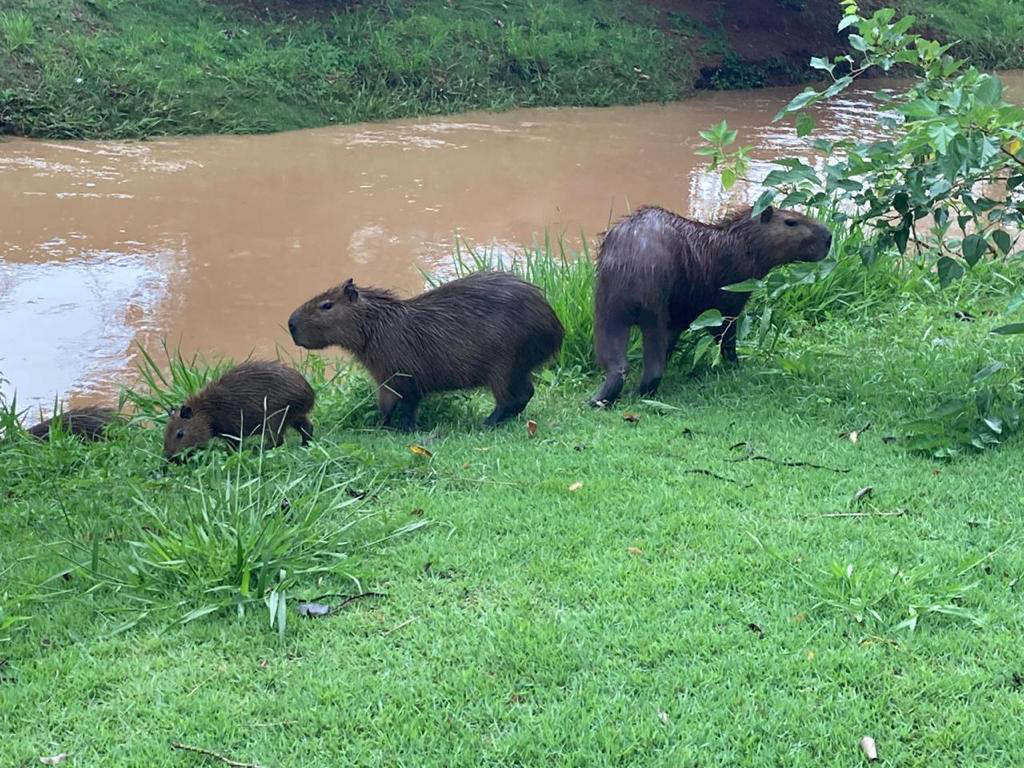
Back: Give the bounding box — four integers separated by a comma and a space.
0, 0, 690, 139
883, 0, 1024, 70
3, 230, 1024, 765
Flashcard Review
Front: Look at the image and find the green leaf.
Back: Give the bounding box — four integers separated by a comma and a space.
750, 191, 776, 220
937, 256, 965, 288
961, 234, 987, 266
972, 361, 1004, 383
837, 14, 859, 31
690, 309, 725, 330
992, 229, 1011, 255
795, 113, 815, 137
774, 88, 820, 121
928, 123, 956, 155
721, 167, 736, 189
722, 279, 760, 293
848, 34, 867, 51
975, 73, 1003, 106
809, 56, 834, 74
991, 323, 1024, 335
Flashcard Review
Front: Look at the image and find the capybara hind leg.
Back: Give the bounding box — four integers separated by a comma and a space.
485, 374, 534, 427
712, 319, 739, 362
591, 318, 630, 405
637, 323, 669, 396
293, 414, 314, 444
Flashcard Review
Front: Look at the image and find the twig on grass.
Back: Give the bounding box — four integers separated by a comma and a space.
170, 742, 260, 768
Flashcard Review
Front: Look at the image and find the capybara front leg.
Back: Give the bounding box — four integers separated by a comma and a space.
591, 318, 630, 406
393, 394, 421, 433
294, 414, 314, 444
637, 322, 669, 396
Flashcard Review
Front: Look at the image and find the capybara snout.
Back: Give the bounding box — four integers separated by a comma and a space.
288, 271, 563, 431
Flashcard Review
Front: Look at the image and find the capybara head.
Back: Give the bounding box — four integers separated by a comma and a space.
288, 278, 367, 351
163, 404, 214, 461
727, 206, 832, 270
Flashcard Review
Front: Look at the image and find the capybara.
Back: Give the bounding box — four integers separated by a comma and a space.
28, 406, 119, 441
163, 361, 314, 460
287, 271, 564, 431
591, 205, 832, 404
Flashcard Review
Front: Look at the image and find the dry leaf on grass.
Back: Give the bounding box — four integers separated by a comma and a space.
568, 482, 582, 492
526, 419, 538, 437
39, 755, 67, 766
623, 412, 641, 423
408, 444, 433, 458
657, 710, 669, 724
627, 546, 644, 556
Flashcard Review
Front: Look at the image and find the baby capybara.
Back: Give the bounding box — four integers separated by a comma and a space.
28, 406, 119, 441
163, 361, 314, 460
288, 271, 564, 431
591, 205, 832, 404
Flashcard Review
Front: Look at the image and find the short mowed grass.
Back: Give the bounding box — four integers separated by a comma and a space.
2, 246, 1024, 765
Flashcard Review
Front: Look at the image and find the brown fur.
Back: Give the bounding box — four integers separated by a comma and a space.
28, 406, 119, 441
288, 271, 564, 431
591, 205, 832, 404
163, 361, 314, 460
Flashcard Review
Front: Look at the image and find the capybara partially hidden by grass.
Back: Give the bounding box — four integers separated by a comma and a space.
28, 406, 119, 441
288, 271, 564, 431
163, 361, 314, 460
591, 205, 832, 405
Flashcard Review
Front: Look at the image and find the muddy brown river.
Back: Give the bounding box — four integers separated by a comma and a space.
2, 74, 1021, 411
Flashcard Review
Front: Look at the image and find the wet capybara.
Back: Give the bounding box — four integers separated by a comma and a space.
28, 406, 119, 441
288, 271, 564, 431
591, 205, 832, 404
163, 361, 314, 460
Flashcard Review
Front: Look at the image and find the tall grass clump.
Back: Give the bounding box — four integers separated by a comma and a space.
437, 235, 598, 374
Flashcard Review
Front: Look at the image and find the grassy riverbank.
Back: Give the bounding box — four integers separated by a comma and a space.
3, 236, 1024, 765
1, 0, 1021, 140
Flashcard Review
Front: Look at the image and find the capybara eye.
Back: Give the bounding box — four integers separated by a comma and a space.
320, 301, 334, 311
785, 219, 799, 227
175, 429, 185, 440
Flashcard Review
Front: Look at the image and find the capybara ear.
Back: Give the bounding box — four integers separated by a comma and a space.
179, 405, 193, 419
760, 206, 775, 224
342, 279, 359, 303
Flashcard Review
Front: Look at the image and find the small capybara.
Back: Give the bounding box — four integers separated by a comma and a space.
28, 406, 119, 441
287, 271, 564, 431
163, 361, 314, 460
591, 204, 832, 404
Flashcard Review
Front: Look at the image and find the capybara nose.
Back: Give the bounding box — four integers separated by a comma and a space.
287, 315, 298, 338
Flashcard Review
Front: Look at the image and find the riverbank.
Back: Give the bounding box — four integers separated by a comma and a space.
1, 0, 1020, 140
3, 245, 1024, 763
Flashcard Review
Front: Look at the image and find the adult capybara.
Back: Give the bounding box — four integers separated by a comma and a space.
287, 271, 564, 431
28, 406, 119, 441
163, 361, 314, 460
591, 205, 832, 404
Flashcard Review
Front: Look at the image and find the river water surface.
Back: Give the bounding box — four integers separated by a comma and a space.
2, 73, 1022, 411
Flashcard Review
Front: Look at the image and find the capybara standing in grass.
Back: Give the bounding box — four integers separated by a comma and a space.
163, 361, 314, 461
591, 205, 832, 405
28, 406, 119, 441
288, 271, 564, 431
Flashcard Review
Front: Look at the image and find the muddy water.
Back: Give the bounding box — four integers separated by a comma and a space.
2, 73, 1022, 411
